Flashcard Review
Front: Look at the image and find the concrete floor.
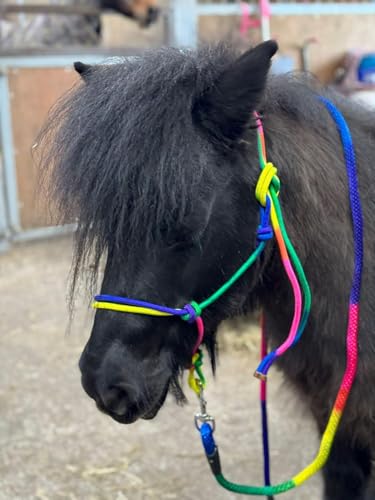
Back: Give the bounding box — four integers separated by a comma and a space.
0, 236, 322, 499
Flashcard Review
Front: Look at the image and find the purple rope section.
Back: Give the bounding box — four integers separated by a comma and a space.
260, 315, 271, 488
95, 294, 188, 316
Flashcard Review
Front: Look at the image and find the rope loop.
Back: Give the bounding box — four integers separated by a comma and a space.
257, 196, 274, 241
182, 301, 202, 323
255, 162, 280, 207
257, 226, 273, 241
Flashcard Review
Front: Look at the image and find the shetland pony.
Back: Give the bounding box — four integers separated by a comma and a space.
39, 41, 375, 499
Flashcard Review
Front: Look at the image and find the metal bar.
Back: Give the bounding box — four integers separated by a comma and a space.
0, 70, 20, 232
0, 152, 10, 240
197, 3, 254, 16
16, 0, 27, 26
0, 47, 141, 63
11, 223, 76, 243
197, 2, 375, 16
2, 4, 100, 16
0, 54, 108, 69
168, 0, 198, 47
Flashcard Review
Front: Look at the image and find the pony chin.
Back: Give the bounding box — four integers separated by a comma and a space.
142, 382, 170, 419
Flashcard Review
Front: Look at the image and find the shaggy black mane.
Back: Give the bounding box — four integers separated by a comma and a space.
38, 46, 241, 294
38, 43, 373, 301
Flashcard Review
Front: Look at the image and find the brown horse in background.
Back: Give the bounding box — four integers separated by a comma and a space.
0, 0, 159, 48
105, 0, 159, 28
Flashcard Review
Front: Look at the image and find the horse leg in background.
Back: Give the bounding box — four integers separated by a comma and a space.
321, 434, 372, 500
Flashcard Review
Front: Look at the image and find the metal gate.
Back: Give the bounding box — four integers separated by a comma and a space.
0, 51, 134, 250
0, 1, 166, 252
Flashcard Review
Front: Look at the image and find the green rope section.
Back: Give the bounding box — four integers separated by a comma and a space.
199, 242, 266, 311
257, 120, 311, 343
216, 475, 295, 496
193, 349, 206, 387
270, 186, 311, 341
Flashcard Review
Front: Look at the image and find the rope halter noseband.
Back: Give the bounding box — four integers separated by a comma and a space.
92, 97, 363, 497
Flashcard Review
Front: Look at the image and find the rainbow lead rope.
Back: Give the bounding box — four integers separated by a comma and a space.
197, 98, 363, 495
91, 97, 363, 496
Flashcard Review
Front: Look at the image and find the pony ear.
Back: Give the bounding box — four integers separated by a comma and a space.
196, 40, 278, 141
74, 61, 92, 80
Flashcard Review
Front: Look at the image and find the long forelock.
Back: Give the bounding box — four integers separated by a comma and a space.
38, 45, 237, 297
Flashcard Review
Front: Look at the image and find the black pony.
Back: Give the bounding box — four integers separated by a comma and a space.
39, 41, 375, 499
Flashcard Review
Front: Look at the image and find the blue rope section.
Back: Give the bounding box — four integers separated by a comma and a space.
318, 97, 364, 304
94, 294, 188, 316
261, 400, 271, 486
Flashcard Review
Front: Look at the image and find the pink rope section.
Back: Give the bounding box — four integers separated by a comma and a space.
274, 257, 303, 356
335, 304, 359, 410
256, 111, 303, 362
193, 317, 205, 354
240, 2, 260, 37
260, 314, 267, 401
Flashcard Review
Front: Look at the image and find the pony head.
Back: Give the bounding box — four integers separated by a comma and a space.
40, 41, 277, 423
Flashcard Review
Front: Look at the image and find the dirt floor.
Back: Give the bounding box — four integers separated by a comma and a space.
0, 236, 322, 500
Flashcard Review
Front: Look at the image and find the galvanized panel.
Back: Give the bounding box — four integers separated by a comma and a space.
0, 54, 110, 69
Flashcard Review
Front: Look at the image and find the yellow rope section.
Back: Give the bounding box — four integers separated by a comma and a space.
92, 301, 173, 316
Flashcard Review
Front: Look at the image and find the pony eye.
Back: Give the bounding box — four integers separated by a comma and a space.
166, 229, 202, 252
166, 234, 195, 251
160, 220, 204, 251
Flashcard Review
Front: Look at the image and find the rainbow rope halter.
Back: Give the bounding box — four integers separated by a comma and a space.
92, 97, 363, 496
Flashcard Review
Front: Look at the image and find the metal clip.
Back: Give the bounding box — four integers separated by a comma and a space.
198, 382, 207, 414
194, 382, 215, 431
195, 413, 216, 431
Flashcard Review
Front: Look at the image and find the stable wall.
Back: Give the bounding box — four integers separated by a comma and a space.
199, 14, 375, 83
7, 66, 78, 229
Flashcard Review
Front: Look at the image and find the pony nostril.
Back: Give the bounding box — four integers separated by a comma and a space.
99, 384, 135, 416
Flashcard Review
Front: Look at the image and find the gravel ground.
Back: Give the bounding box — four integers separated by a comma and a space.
0, 236, 322, 499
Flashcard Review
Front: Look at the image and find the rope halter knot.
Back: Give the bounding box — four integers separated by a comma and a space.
255, 164, 279, 242
182, 301, 202, 324
255, 162, 280, 207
